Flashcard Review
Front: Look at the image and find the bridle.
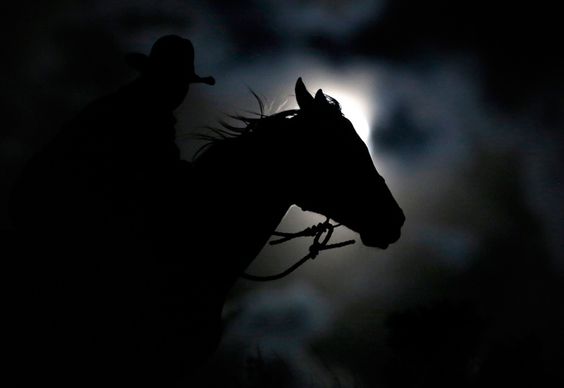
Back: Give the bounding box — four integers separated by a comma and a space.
241, 218, 355, 281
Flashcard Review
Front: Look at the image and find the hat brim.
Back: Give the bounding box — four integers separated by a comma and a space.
125, 52, 215, 86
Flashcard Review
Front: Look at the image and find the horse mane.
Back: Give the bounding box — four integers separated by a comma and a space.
192, 90, 343, 159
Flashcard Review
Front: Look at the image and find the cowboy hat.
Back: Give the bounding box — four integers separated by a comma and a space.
125, 35, 215, 85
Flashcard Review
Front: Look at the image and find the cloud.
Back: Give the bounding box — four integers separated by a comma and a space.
263, 0, 385, 39
212, 283, 361, 387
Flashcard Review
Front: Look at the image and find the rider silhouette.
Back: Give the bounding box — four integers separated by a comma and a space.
9, 35, 216, 388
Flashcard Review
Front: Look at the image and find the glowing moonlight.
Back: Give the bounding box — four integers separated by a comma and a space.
325, 90, 371, 144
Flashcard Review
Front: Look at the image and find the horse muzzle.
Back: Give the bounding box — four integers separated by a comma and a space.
360, 228, 401, 249
359, 209, 405, 249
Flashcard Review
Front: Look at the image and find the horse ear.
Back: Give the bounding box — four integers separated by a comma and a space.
295, 77, 314, 110
315, 89, 329, 106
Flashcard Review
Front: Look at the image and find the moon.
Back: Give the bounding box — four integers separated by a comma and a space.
323, 88, 373, 144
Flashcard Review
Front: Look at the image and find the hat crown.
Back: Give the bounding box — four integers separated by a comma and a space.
126, 35, 215, 86
148, 35, 195, 71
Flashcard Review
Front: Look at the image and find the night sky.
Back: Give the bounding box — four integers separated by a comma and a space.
2, 1, 564, 387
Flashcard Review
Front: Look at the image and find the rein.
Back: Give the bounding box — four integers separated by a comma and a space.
241, 218, 355, 281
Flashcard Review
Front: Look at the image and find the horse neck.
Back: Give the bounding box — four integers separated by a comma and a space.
191, 128, 295, 293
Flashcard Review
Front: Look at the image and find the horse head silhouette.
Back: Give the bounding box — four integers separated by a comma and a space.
289, 77, 405, 249
192, 77, 406, 284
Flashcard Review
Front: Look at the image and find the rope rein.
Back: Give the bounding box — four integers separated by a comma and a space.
240, 218, 355, 281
